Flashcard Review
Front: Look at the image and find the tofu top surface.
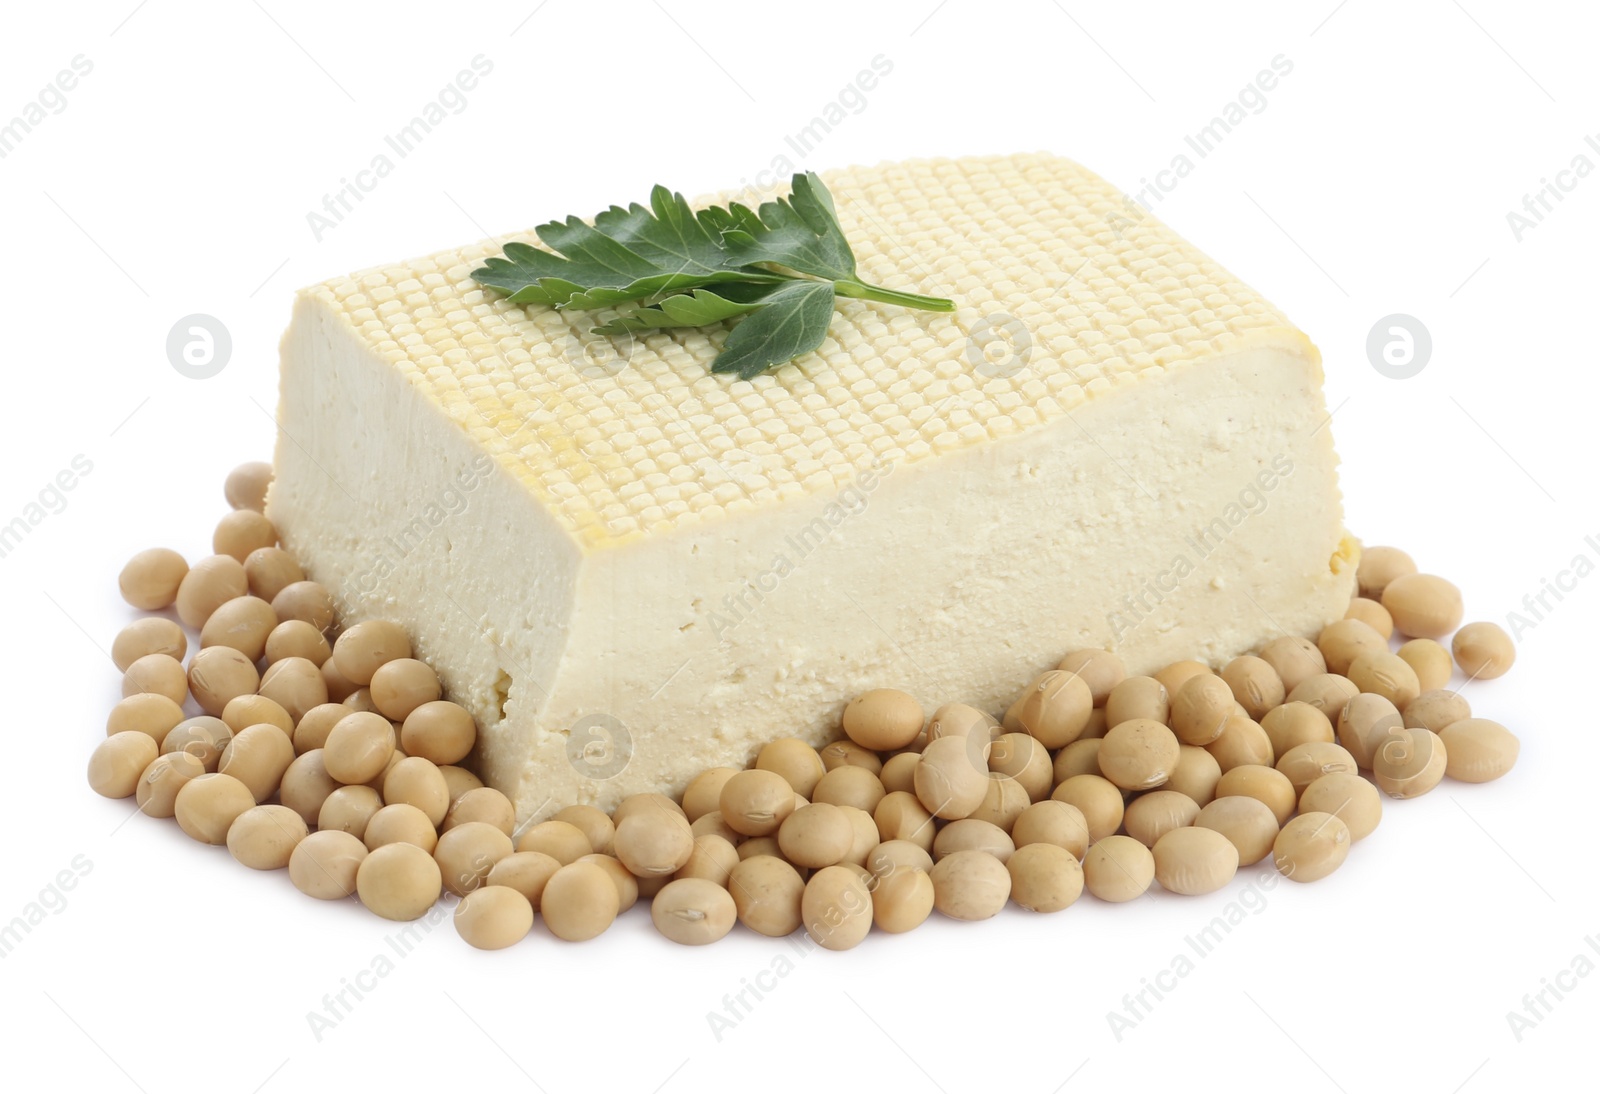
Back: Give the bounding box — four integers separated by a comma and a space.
297, 152, 1314, 551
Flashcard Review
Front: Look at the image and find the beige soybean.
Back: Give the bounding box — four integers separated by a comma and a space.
819, 740, 884, 774
280, 750, 340, 825
1382, 573, 1464, 639
1215, 765, 1298, 826
1052, 739, 1104, 784
914, 734, 991, 819
244, 546, 305, 604
719, 769, 797, 837
1164, 746, 1222, 807
320, 656, 359, 703
1194, 795, 1279, 865
1257, 636, 1327, 694
227, 805, 308, 870
1057, 648, 1127, 704
553, 805, 615, 856
729, 855, 806, 936
675, 834, 740, 886
1205, 715, 1274, 773
1171, 674, 1234, 746
867, 840, 935, 881
113, 616, 187, 671
1152, 827, 1239, 896
1344, 598, 1395, 639
323, 712, 395, 784
486, 852, 562, 909
1358, 545, 1416, 599
682, 767, 740, 822
174, 772, 255, 844
1123, 791, 1201, 849
435, 821, 514, 896
272, 581, 337, 633
219, 724, 295, 803
136, 751, 204, 817
160, 716, 232, 771
1372, 728, 1447, 798
1453, 623, 1516, 681
1286, 674, 1360, 722
1006, 670, 1092, 747
357, 842, 443, 921
1261, 702, 1334, 759
1098, 718, 1180, 790
399, 701, 476, 766
224, 461, 273, 512
107, 693, 186, 746
777, 803, 854, 869
612, 813, 693, 876
119, 548, 189, 610
872, 791, 935, 850
1154, 660, 1213, 699
1318, 618, 1388, 676
1052, 775, 1124, 842
120, 652, 188, 703
1403, 689, 1471, 733
513, 820, 594, 866
1277, 742, 1359, 795
542, 861, 621, 941
1083, 836, 1156, 902
1273, 812, 1351, 882
842, 688, 925, 751
1008, 843, 1084, 913
369, 658, 441, 722
757, 737, 827, 798
925, 702, 997, 749
1439, 719, 1520, 783
200, 596, 277, 661
812, 765, 887, 814
1336, 693, 1404, 769
318, 785, 384, 839
801, 865, 874, 949
295, 703, 351, 754
871, 867, 935, 933
289, 830, 367, 900
930, 849, 1011, 921
1105, 676, 1170, 728
175, 554, 249, 628
221, 695, 293, 739
88, 732, 160, 799
257, 657, 330, 723
383, 756, 450, 827
1299, 772, 1383, 841
690, 811, 741, 844
1397, 639, 1453, 692
444, 787, 515, 835
265, 619, 330, 667
652, 878, 737, 945
969, 775, 1030, 832
332, 621, 413, 686
612, 792, 687, 826
934, 818, 1015, 863
1011, 800, 1089, 858
455, 885, 534, 950
1221, 656, 1286, 721
1348, 651, 1421, 710
986, 733, 1052, 803
364, 803, 439, 853
1078, 707, 1108, 740
187, 646, 259, 716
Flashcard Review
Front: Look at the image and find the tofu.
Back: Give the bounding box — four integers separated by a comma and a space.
268, 152, 1357, 822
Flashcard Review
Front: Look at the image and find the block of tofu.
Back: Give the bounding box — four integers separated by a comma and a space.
268, 152, 1357, 822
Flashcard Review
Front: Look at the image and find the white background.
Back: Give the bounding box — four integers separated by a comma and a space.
1, 1, 1594, 1091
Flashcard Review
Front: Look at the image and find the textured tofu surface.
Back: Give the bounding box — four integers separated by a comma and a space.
270, 153, 1357, 821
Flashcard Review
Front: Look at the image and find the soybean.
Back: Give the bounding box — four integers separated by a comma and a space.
1273, 812, 1351, 882
842, 689, 924, 751
1439, 719, 1519, 783
1382, 573, 1464, 639
357, 842, 443, 921
1452, 623, 1515, 681
1083, 836, 1155, 902
651, 878, 737, 945
455, 886, 534, 950
119, 548, 188, 610
1152, 827, 1238, 896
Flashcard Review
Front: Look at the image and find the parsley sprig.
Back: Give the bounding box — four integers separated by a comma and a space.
471, 173, 953, 380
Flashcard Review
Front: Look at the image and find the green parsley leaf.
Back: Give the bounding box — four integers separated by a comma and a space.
709, 280, 837, 381
472, 172, 954, 378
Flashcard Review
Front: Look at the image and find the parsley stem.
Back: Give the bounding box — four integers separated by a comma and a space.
833, 279, 955, 313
